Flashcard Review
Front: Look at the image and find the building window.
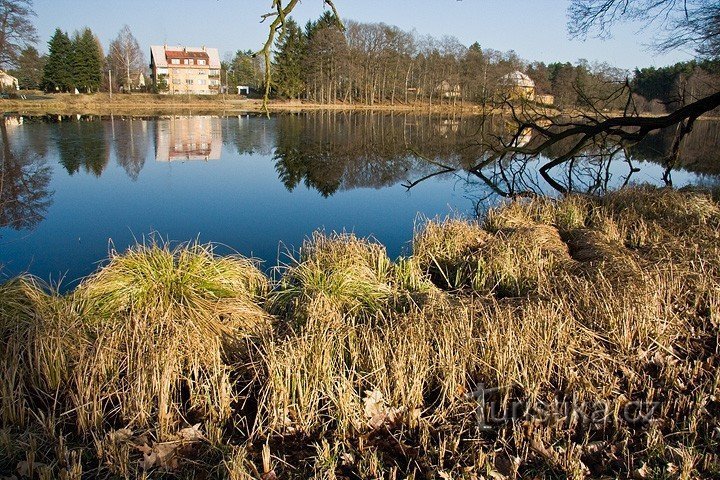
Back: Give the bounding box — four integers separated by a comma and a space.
184, 59, 192, 65
186, 79, 193, 85
198, 79, 207, 85
172, 79, 181, 85
171, 58, 180, 65
199, 71, 206, 75
173, 69, 180, 74
198, 59, 206, 65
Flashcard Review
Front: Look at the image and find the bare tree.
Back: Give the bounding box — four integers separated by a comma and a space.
107, 25, 145, 92
0, 0, 38, 69
568, 0, 720, 57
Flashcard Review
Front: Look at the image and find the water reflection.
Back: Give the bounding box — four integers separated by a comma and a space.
1, 112, 718, 234
113, 117, 149, 180
155, 116, 222, 162
0, 116, 53, 230
53, 116, 112, 176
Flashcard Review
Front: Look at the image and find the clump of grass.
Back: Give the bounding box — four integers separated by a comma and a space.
270, 232, 394, 326
415, 217, 571, 296
72, 241, 270, 436
604, 186, 720, 232
472, 223, 571, 296
412, 218, 490, 289
0, 277, 81, 427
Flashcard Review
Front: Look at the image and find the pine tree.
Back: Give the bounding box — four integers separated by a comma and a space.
71, 28, 103, 93
272, 17, 307, 99
42, 28, 73, 92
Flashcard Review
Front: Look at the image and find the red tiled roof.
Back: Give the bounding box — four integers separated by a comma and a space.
165, 50, 210, 61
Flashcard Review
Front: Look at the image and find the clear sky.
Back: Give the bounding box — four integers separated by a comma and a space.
32, 0, 693, 71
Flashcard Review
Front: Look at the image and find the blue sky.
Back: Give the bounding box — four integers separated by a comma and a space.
33, 0, 693, 71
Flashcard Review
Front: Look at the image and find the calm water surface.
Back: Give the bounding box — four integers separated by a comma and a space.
1, 112, 718, 288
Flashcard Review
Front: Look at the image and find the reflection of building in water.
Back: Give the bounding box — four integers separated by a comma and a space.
435, 117, 461, 137
3, 114, 23, 127
155, 116, 222, 161
513, 127, 533, 148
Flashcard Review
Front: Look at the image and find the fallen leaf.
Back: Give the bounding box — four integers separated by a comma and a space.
363, 390, 385, 419
106, 428, 133, 443
142, 450, 157, 470
178, 423, 205, 442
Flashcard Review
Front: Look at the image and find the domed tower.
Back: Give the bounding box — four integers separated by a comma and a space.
500, 71, 536, 101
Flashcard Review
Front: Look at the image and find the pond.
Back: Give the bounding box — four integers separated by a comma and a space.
1, 112, 718, 288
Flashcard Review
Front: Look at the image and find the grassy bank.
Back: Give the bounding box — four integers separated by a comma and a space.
0, 93, 489, 116
1, 186, 719, 479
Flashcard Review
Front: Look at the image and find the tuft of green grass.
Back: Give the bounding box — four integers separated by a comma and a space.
270, 232, 395, 326
70, 241, 270, 437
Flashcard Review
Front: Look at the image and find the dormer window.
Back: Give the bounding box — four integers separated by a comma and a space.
171, 58, 180, 65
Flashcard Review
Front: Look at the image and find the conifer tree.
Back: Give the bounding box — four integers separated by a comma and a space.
42, 28, 73, 92
72, 28, 103, 92
272, 17, 307, 99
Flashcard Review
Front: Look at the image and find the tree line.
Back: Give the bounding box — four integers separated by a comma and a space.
1, 0, 717, 114
267, 12, 720, 111
0, 2, 146, 93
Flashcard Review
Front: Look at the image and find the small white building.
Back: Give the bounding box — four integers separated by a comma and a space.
499, 71, 536, 100
0, 71, 19, 90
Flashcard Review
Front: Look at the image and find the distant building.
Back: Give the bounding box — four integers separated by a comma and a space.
535, 94, 555, 105
150, 45, 221, 95
500, 71, 535, 101
0, 71, 19, 90
436, 80, 461, 98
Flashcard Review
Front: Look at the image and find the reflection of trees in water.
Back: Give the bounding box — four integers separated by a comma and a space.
269, 111, 687, 199
272, 111, 501, 196
53, 116, 111, 176
222, 115, 275, 156
0, 121, 53, 230
466, 144, 640, 204
630, 119, 720, 175
112, 117, 148, 180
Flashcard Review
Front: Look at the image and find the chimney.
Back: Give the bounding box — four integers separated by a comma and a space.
202, 45, 206, 51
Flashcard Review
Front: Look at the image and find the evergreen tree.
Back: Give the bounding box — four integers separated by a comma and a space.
272, 17, 307, 99
42, 28, 73, 92
71, 28, 103, 93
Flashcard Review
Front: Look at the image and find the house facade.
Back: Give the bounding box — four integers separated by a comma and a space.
0, 71, 19, 90
500, 71, 536, 101
150, 45, 221, 95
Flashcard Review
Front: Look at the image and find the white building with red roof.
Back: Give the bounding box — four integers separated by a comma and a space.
150, 45, 221, 95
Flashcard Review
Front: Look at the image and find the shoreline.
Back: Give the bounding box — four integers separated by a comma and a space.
3, 94, 718, 119
0, 92, 493, 116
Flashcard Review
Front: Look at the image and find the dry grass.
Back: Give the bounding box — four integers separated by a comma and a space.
2, 186, 720, 478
